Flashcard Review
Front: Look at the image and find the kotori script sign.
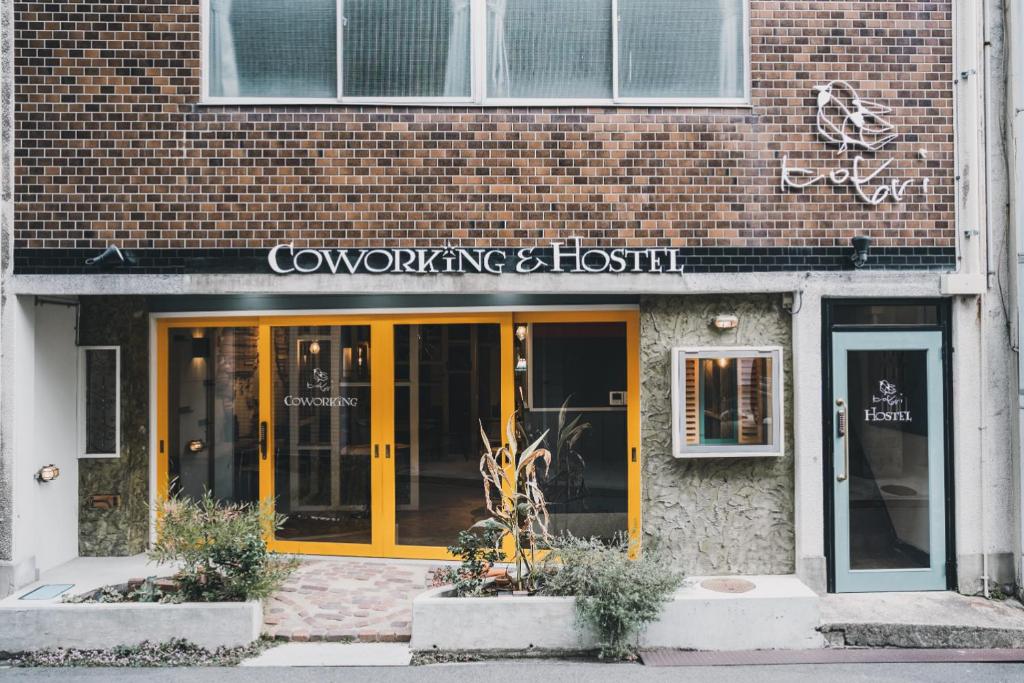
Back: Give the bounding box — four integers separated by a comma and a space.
268, 239, 687, 276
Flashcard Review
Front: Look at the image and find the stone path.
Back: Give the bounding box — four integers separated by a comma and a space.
263, 558, 439, 642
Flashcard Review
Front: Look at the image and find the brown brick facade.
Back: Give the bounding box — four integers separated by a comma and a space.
14, 1, 954, 254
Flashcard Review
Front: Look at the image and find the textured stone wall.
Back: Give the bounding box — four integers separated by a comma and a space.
641, 295, 794, 575
77, 296, 149, 556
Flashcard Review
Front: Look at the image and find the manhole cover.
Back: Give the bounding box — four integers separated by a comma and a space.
881, 484, 917, 496
700, 578, 755, 594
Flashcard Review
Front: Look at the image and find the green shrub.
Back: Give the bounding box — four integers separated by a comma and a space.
444, 529, 504, 596
149, 494, 297, 602
541, 535, 683, 660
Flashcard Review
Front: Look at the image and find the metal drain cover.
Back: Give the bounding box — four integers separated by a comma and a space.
700, 578, 755, 594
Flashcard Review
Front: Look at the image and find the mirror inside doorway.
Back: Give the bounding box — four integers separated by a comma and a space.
167, 327, 260, 505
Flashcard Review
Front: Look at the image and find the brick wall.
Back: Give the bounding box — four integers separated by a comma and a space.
14, 1, 954, 257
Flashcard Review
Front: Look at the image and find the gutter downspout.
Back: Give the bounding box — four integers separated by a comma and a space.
1008, 0, 1024, 597
979, 0, 994, 599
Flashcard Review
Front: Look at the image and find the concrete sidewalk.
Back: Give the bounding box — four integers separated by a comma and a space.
0, 555, 174, 606
820, 591, 1024, 648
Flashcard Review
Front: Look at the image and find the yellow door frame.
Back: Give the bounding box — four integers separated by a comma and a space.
154, 309, 640, 560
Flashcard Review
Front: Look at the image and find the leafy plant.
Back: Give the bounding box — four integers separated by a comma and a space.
437, 528, 504, 596
149, 493, 298, 602
542, 535, 684, 660
476, 413, 552, 592
543, 397, 592, 511
127, 577, 163, 603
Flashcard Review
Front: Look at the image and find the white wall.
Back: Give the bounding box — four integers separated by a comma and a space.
9, 297, 80, 580
30, 299, 79, 572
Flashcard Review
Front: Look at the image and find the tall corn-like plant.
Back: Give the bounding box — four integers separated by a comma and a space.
476, 413, 552, 592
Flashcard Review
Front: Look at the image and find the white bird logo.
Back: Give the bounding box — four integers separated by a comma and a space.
307, 368, 331, 393
873, 380, 904, 408
814, 80, 898, 154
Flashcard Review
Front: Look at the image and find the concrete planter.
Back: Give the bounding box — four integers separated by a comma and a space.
412, 575, 824, 652
0, 600, 263, 652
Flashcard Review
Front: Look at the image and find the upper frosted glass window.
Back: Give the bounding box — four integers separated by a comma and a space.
209, 0, 337, 98
343, 0, 472, 97
618, 0, 746, 99
205, 0, 747, 103
486, 0, 613, 99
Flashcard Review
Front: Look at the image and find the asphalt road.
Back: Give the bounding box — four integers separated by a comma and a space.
2, 661, 1024, 682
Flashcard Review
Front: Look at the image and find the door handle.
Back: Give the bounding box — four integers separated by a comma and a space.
259, 421, 268, 460
385, 444, 391, 459
374, 444, 380, 459
835, 399, 849, 482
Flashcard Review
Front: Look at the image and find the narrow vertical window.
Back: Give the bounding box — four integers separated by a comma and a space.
486, 0, 613, 99
617, 0, 746, 100
208, 0, 337, 98
80, 347, 120, 458
343, 0, 472, 98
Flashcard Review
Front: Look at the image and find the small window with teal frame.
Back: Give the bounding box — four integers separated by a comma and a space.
671, 347, 783, 458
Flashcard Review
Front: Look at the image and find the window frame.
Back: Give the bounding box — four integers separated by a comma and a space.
670, 345, 783, 459
199, 0, 751, 107
78, 346, 121, 459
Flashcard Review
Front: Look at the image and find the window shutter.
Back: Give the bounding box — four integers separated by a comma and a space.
737, 357, 763, 445
685, 358, 699, 444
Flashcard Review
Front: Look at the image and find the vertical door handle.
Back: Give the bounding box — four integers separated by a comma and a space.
835, 399, 849, 482
374, 444, 380, 459
259, 421, 268, 460
631, 447, 637, 463
385, 444, 391, 459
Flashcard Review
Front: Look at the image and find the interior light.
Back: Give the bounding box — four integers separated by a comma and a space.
515, 355, 528, 372
187, 439, 206, 453
191, 337, 210, 359
515, 325, 529, 342
308, 341, 321, 355
717, 358, 730, 368
35, 464, 60, 483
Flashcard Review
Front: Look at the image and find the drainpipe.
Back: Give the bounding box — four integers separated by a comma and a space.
979, 0, 994, 599
951, 0, 993, 595
1008, 0, 1024, 597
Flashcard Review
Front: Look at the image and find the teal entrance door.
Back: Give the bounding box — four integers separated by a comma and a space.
831, 331, 946, 592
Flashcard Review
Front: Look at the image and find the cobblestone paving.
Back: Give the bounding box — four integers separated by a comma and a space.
263, 558, 439, 643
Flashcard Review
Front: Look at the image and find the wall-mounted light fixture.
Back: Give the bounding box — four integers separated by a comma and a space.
308, 341, 321, 355
191, 337, 210, 359
850, 235, 872, 269
710, 314, 739, 331
35, 464, 60, 483
187, 439, 206, 453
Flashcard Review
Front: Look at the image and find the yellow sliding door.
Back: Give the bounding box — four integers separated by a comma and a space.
259, 313, 513, 561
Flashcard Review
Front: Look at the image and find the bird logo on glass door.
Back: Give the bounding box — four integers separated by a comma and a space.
865, 380, 912, 423
307, 368, 331, 393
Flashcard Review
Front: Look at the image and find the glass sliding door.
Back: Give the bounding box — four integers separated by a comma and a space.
518, 322, 628, 540
269, 325, 375, 549
831, 330, 946, 592
392, 323, 504, 549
